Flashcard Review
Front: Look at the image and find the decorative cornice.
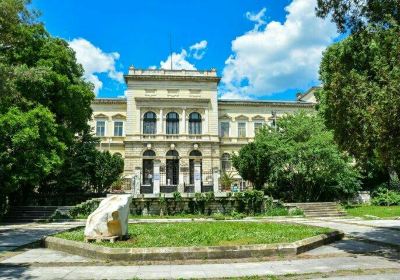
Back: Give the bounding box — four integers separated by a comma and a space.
124, 75, 221, 84
218, 100, 315, 108
92, 98, 127, 105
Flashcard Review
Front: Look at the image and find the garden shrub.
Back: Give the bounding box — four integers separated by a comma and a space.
371, 187, 400, 206
69, 198, 101, 218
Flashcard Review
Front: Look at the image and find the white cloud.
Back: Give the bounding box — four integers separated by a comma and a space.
246, 8, 267, 31
221, 0, 338, 99
69, 38, 124, 95
189, 40, 208, 59
158, 40, 207, 70
160, 49, 196, 70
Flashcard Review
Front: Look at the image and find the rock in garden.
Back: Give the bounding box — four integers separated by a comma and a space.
84, 195, 131, 239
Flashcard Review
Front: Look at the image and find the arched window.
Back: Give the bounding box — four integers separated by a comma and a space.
189, 150, 202, 184
189, 112, 202, 134
143, 111, 156, 134
221, 153, 231, 172
166, 150, 179, 185
143, 150, 156, 157
142, 150, 156, 185
166, 112, 179, 134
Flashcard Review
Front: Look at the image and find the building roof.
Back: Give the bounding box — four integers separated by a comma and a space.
218, 99, 315, 107
92, 98, 127, 104
124, 68, 221, 83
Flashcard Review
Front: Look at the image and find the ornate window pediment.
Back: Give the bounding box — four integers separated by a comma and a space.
235, 114, 249, 121
94, 113, 108, 119
111, 113, 126, 120
219, 113, 232, 120
252, 115, 265, 121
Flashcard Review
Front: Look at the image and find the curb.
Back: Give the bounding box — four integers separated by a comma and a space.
42, 230, 343, 262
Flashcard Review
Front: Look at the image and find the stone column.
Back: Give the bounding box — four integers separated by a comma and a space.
158, 109, 163, 134
204, 109, 209, 134
181, 108, 186, 134
213, 167, 220, 193
194, 159, 202, 193
133, 168, 141, 195
153, 160, 161, 194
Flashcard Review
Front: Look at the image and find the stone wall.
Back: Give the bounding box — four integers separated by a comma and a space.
130, 196, 267, 216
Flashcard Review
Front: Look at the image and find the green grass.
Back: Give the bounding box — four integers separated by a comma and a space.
55, 221, 330, 248
346, 205, 400, 219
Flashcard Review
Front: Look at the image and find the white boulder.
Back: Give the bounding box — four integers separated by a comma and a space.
84, 195, 132, 238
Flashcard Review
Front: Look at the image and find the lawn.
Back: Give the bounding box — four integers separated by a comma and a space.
346, 205, 400, 219
55, 222, 330, 248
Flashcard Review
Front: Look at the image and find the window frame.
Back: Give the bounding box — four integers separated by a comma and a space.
166, 112, 179, 135
188, 112, 202, 135
143, 111, 157, 135
254, 122, 264, 135
220, 122, 230, 137
96, 120, 106, 137
114, 121, 124, 137
238, 122, 247, 138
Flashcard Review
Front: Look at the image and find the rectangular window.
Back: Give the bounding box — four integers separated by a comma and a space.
114, 121, 123, 136
254, 122, 264, 134
220, 122, 230, 137
96, 120, 105, 137
238, 122, 246, 138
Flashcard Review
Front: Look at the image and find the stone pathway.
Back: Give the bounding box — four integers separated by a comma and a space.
0, 222, 83, 252
0, 218, 400, 279
289, 218, 400, 247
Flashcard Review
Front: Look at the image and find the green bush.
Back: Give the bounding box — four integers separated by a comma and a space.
371, 188, 400, 206
69, 199, 101, 218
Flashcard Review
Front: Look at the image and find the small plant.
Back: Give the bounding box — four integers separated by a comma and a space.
230, 210, 245, 219
159, 194, 167, 216
220, 171, 235, 191
289, 207, 304, 216
211, 212, 226, 220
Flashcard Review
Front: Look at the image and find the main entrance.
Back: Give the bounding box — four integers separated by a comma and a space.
166, 150, 179, 185
189, 150, 202, 185
142, 150, 155, 185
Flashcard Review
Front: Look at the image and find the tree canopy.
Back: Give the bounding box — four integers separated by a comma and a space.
0, 0, 122, 212
316, 0, 400, 33
233, 112, 361, 202
318, 23, 400, 185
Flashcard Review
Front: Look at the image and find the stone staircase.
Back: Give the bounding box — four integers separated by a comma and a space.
1, 206, 59, 223
285, 202, 346, 218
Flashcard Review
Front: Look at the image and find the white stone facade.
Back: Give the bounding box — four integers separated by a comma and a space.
90, 68, 316, 193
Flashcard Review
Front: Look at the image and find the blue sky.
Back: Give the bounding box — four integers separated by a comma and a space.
31, 0, 339, 100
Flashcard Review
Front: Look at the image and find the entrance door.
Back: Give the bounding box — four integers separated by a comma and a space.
166, 150, 179, 185
142, 150, 156, 185
189, 150, 202, 184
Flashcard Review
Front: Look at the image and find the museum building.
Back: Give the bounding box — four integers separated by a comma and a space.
90, 67, 317, 194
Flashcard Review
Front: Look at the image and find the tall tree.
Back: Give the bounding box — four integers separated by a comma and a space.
318, 23, 400, 183
0, 0, 97, 210
0, 106, 65, 211
316, 0, 400, 33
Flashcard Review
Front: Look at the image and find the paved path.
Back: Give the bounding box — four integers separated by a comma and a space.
0, 222, 83, 252
1, 218, 400, 279
1, 255, 399, 279
289, 218, 400, 247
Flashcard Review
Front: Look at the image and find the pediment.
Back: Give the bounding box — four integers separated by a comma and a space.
251, 115, 265, 121
112, 113, 126, 119
94, 113, 108, 119
235, 114, 249, 121
219, 113, 232, 120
